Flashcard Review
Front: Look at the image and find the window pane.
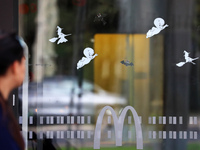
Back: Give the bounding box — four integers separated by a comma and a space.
18, 0, 200, 150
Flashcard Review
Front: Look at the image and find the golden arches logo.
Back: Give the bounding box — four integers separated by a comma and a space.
93, 106, 143, 149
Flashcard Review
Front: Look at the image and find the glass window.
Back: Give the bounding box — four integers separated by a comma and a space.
18, 0, 200, 150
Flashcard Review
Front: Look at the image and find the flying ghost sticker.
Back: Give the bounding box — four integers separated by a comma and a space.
49, 26, 71, 44
146, 18, 168, 38
176, 51, 199, 67
77, 47, 98, 69
120, 60, 134, 66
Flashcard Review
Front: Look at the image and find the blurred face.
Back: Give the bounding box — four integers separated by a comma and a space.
13, 57, 26, 86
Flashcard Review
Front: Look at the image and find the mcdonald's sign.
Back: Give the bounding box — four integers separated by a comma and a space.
93, 106, 143, 149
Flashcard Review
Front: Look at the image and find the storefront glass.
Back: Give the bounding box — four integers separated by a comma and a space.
18, 0, 200, 150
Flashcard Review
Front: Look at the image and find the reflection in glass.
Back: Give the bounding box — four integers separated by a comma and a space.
18, 0, 200, 150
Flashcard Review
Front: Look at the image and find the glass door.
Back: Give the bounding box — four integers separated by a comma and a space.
18, 0, 200, 150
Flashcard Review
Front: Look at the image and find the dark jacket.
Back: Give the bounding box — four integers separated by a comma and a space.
0, 95, 20, 150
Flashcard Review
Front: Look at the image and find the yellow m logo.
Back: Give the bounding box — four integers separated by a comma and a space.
93, 106, 143, 149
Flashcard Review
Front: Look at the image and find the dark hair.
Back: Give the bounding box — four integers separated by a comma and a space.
0, 33, 25, 150
0, 33, 24, 75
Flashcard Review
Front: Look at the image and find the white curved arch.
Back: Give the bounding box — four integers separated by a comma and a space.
93, 106, 119, 149
119, 106, 143, 149
93, 106, 143, 149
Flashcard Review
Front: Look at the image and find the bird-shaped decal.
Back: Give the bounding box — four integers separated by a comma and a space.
120, 60, 134, 66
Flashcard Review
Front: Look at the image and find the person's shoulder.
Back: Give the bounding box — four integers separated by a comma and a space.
0, 103, 3, 117
0, 106, 20, 150
0, 102, 7, 127
0, 103, 4, 125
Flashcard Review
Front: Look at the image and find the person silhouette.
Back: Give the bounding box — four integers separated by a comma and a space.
0, 33, 26, 150
77, 47, 98, 69
146, 18, 168, 38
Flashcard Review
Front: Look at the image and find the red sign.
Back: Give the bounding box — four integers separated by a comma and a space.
72, 0, 86, 6
19, 4, 29, 14
19, 3, 37, 14
30, 3, 37, 13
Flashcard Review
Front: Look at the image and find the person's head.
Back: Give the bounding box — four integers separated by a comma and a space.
0, 33, 26, 88
0, 33, 26, 150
